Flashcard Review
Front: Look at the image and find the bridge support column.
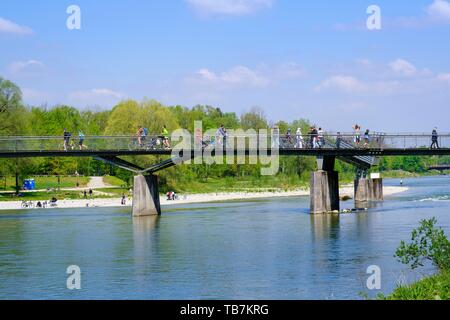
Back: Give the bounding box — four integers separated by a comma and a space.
354, 178, 383, 203
310, 156, 340, 214
132, 174, 161, 216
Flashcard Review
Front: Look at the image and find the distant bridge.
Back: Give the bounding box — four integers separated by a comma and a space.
428, 165, 450, 171
1, 133, 449, 215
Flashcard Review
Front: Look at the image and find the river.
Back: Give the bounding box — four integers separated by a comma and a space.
0, 176, 449, 300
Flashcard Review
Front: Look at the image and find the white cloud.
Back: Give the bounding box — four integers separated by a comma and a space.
186, 0, 273, 16
0, 17, 33, 35
8, 60, 45, 76
315, 75, 365, 93
195, 65, 270, 87
437, 73, 450, 83
427, 0, 450, 22
315, 75, 403, 95
274, 62, 306, 79
389, 59, 417, 76
68, 88, 125, 108
196, 68, 218, 81
192, 63, 305, 89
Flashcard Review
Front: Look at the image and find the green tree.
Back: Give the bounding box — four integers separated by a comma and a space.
240, 106, 268, 130
0, 77, 28, 135
395, 218, 450, 271
104, 100, 141, 135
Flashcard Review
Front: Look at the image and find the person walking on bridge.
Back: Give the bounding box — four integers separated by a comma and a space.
63, 129, 71, 151
353, 124, 361, 147
295, 128, 304, 148
317, 127, 324, 148
431, 127, 440, 149
216, 124, 227, 148
78, 131, 86, 150
311, 126, 318, 148
363, 129, 370, 148
336, 132, 342, 149
136, 126, 144, 147
271, 125, 280, 148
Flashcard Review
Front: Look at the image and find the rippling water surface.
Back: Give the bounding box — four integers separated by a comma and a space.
0, 176, 449, 299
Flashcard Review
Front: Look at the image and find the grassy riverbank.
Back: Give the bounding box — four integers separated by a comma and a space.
0, 175, 90, 191
384, 270, 450, 300
380, 169, 449, 179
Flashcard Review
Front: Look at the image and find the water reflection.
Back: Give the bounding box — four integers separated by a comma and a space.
132, 215, 160, 249
354, 201, 383, 210
310, 213, 340, 242
132, 215, 160, 234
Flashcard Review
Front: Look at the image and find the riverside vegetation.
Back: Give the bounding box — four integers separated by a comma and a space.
379, 218, 450, 300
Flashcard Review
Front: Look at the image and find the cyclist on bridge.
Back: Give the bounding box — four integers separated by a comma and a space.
161, 125, 171, 149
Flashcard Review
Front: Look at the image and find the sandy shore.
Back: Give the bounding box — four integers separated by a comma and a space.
0, 185, 408, 211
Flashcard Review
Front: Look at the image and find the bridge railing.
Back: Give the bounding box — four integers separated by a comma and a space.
0, 133, 449, 152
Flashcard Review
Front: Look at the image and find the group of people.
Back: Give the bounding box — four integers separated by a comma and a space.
82, 189, 93, 199
271, 125, 325, 149
63, 129, 86, 151
166, 191, 178, 200
352, 124, 371, 148
21, 200, 51, 208
270, 124, 375, 149
136, 125, 171, 149
63, 125, 443, 151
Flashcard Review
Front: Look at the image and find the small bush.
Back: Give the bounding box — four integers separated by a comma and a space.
395, 217, 450, 271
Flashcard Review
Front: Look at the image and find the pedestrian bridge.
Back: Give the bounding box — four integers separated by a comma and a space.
1, 132, 449, 215
0, 133, 449, 157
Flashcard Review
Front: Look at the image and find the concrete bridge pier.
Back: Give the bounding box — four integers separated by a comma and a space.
132, 174, 161, 216
354, 173, 383, 204
310, 156, 340, 214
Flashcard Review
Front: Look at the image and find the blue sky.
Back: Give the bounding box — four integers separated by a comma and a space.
1, 0, 450, 132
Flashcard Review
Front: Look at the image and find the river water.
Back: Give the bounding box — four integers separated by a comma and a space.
0, 176, 449, 300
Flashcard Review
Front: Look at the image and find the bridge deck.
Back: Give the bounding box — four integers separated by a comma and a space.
0, 133, 449, 159
1, 148, 450, 158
